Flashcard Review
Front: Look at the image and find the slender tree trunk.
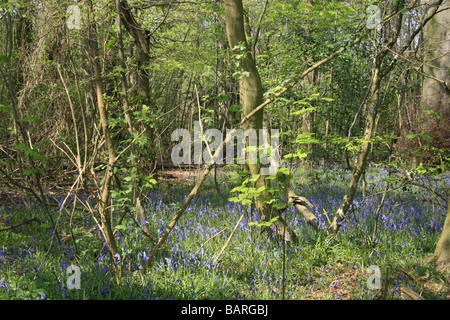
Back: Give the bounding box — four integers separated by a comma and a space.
120, 0, 161, 179
302, 0, 315, 173
84, 0, 121, 282
224, 0, 297, 242
330, 1, 405, 234
114, 0, 150, 237
120, 0, 151, 103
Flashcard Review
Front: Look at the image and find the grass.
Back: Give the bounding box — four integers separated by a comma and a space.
0, 164, 448, 300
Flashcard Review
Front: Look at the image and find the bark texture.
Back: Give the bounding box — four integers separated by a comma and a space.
428, 198, 450, 272
224, 0, 297, 242
84, 0, 121, 281
420, 0, 450, 157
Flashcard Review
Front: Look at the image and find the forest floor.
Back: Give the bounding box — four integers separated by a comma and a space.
0, 164, 449, 300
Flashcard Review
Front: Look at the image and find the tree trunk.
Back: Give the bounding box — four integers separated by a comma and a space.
302, 0, 315, 173
115, 0, 151, 237
330, 1, 405, 233
420, 0, 450, 157
427, 199, 450, 272
421, 0, 450, 273
224, 0, 297, 242
84, 0, 121, 282
120, 0, 151, 103
120, 0, 161, 178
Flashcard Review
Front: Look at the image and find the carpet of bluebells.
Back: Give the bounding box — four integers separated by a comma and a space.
0, 165, 448, 300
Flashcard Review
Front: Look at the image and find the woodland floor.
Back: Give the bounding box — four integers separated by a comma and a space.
0, 165, 449, 300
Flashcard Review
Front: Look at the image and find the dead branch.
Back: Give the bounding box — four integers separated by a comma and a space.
287, 189, 319, 231
0, 217, 41, 232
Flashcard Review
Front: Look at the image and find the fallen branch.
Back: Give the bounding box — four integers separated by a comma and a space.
399, 285, 424, 300
214, 214, 245, 264
0, 217, 41, 232
287, 189, 319, 231
196, 227, 229, 254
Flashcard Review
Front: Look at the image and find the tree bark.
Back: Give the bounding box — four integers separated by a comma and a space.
421, 0, 450, 272
115, 0, 151, 237
330, 1, 405, 233
427, 198, 450, 272
120, 0, 151, 103
302, 0, 315, 173
84, 0, 121, 282
420, 0, 450, 155
224, 0, 297, 242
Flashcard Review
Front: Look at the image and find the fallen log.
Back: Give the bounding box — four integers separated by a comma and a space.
287, 189, 319, 231
399, 285, 424, 300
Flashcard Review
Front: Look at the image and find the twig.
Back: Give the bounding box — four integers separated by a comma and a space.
214, 213, 245, 264
114, 128, 147, 162
372, 180, 389, 243
323, 209, 331, 225
196, 227, 229, 254
0, 218, 41, 232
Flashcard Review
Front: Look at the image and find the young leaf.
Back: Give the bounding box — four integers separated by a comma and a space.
0, 55, 10, 63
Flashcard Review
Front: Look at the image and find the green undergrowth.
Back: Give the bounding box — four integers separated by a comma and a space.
0, 166, 448, 300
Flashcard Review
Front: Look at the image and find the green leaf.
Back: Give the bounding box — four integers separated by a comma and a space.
290, 107, 316, 116
23, 169, 37, 176
30, 150, 46, 162
0, 104, 11, 112
293, 100, 310, 105
409, 266, 428, 277
419, 133, 433, 142
18, 117, 39, 124
115, 66, 126, 73
277, 167, 290, 175
230, 186, 242, 193
307, 93, 320, 100
115, 225, 128, 231
15, 289, 24, 297
255, 186, 266, 193
381, 176, 399, 183
127, 154, 137, 163
0, 54, 10, 63
14, 144, 46, 162
422, 109, 442, 120
249, 216, 280, 228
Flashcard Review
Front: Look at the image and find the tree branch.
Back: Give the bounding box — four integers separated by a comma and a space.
0, 218, 41, 232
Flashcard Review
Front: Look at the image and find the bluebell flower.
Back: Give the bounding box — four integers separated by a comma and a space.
165, 257, 172, 269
